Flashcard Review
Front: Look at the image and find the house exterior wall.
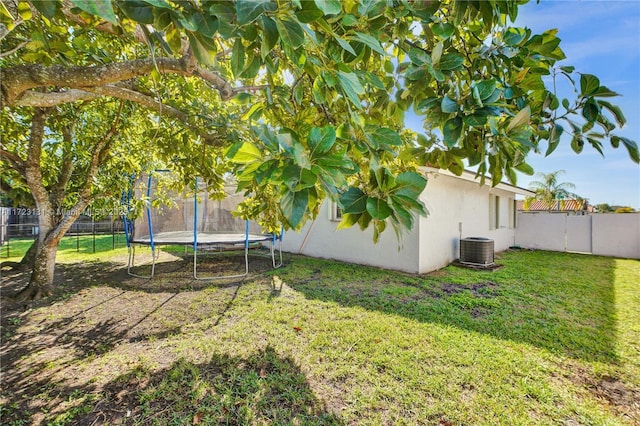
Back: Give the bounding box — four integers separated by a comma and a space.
281, 170, 526, 274
280, 200, 421, 273
418, 172, 518, 273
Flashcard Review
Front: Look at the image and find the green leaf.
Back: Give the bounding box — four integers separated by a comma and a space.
260, 16, 279, 58
463, 114, 488, 127
337, 212, 361, 229
192, 12, 218, 38
186, 33, 215, 67
231, 38, 245, 78
290, 140, 311, 169
353, 32, 386, 55
503, 27, 527, 46
281, 188, 309, 228
443, 117, 462, 148
612, 136, 640, 163
31, 0, 58, 18
545, 124, 564, 157
340, 187, 367, 214
308, 126, 336, 156
393, 172, 427, 197
432, 22, 454, 39
407, 47, 432, 66
437, 53, 464, 71
431, 42, 444, 65
312, 77, 326, 104
337, 71, 364, 108
417, 97, 439, 111
514, 162, 534, 175
296, 1, 323, 23
228, 142, 262, 163
70, 0, 117, 25
506, 106, 531, 133
580, 74, 600, 97
586, 137, 605, 157
598, 100, 626, 127
334, 36, 356, 56
367, 127, 402, 147
314, 0, 341, 15
276, 17, 306, 49
366, 197, 393, 220
476, 79, 497, 101
582, 98, 600, 122
571, 135, 584, 154
593, 86, 620, 98
441, 95, 458, 113
236, 0, 277, 25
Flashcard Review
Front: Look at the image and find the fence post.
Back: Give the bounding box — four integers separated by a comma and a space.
112, 219, 115, 250
92, 216, 96, 253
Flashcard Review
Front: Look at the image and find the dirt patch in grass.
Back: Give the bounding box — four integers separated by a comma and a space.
564, 366, 640, 422
438, 281, 500, 298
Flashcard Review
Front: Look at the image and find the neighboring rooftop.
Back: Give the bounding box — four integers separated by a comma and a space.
517, 199, 591, 212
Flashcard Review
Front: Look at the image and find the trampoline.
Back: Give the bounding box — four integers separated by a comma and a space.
123, 172, 283, 279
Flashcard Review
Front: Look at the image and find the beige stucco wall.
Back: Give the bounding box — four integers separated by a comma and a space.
280, 200, 421, 273
418, 171, 518, 273
281, 170, 524, 274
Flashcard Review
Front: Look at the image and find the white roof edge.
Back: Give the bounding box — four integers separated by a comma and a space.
419, 166, 535, 197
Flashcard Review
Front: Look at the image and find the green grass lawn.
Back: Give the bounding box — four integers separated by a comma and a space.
1, 244, 638, 425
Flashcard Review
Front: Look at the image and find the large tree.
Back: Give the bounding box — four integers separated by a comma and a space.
1, 0, 637, 299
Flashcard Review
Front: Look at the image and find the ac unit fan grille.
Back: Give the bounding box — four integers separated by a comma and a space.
460, 237, 494, 265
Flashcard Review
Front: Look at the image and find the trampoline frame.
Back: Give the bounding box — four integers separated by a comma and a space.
123, 175, 283, 280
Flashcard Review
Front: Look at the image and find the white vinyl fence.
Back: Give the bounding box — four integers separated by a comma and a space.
515, 213, 640, 259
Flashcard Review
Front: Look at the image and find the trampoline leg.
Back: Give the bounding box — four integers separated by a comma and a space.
127, 244, 156, 279
127, 246, 135, 276
193, 247, 198, 279
271, 240, 283, 269
193, 244, 250, 281
150, 248, 157, 278
244, 243, 249, 276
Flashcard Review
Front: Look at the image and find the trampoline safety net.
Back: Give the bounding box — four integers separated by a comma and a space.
123, 172, 282, 280
128, 172, 265, 248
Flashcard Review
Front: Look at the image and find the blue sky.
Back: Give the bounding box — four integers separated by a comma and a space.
515, 0, 640, 208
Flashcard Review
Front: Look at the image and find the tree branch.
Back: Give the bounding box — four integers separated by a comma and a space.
24, 108, 54, 229
1, 55, 235, 106
15, 89, 101, 106
77, 100, 125, 203
51, 122, 75, 197
84, 85, 224, 146
0, 146, 26, 176
0, 40, 28, 58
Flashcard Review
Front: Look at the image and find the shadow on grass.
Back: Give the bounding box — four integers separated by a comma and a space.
275, 250, 621, 364
2, 346, 342, 425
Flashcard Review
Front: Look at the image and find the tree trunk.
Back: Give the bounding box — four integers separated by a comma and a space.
17, 239, 38, 270
15, 240, 58, 300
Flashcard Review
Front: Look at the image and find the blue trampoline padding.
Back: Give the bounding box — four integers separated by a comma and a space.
131, 231, 272, 246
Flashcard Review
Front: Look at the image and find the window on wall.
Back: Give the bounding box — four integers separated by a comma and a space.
508, 198, 516, 229
330, 201, 342, 222
489, 195, 500, 230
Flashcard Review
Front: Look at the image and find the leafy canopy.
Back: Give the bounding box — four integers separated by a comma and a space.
1, 0, 637, 241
